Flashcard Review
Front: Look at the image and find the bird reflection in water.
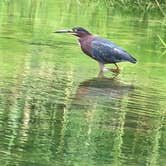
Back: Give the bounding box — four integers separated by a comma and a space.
73, 76, 135, 106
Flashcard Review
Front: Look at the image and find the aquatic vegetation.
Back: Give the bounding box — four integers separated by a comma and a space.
157, 35, 166, 48
0, 0, 166, 166
76, 0, 166, 16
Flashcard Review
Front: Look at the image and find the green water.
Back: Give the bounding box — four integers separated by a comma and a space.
0, 1, 166, 166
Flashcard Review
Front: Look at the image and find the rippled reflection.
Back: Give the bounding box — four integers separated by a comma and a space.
74, 77, 135, 105
0, 0, 166, 165
68, 77, 165, 165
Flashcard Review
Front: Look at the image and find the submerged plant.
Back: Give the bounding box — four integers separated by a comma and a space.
157, 35, 166, 49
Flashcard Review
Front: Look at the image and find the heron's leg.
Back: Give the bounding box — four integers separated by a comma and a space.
98, 62, 110, 72
98, 62, 104, 72
111, 63, 120, 74
98, 62, 105, 78
98, 71, 104, 78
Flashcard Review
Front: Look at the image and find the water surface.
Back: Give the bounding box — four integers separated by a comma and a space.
0, 1, 166, 166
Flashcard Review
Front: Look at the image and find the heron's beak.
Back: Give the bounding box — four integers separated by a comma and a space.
54, 29, 73, 33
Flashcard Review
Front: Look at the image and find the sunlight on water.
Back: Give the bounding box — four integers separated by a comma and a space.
0, 0, 166, 166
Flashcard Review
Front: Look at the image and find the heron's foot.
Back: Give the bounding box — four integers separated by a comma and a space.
103, 67, 120, 74
103, 67, 110, 72
110, 68, 120, 74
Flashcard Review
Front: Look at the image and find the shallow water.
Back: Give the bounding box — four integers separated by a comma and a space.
0, 1, 166, 166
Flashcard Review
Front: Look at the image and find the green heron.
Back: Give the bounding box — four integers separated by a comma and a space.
55, 27, 137, 74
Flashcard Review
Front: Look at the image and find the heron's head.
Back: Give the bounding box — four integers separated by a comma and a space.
55, 27, 91, 37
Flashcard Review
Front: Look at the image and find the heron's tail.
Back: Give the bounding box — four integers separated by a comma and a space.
129, 56, 137, 63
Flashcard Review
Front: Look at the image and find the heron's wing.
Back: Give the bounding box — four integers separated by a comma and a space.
91, 37, 136, 63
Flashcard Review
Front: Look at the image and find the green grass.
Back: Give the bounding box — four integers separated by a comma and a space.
81, 0, 166, 17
